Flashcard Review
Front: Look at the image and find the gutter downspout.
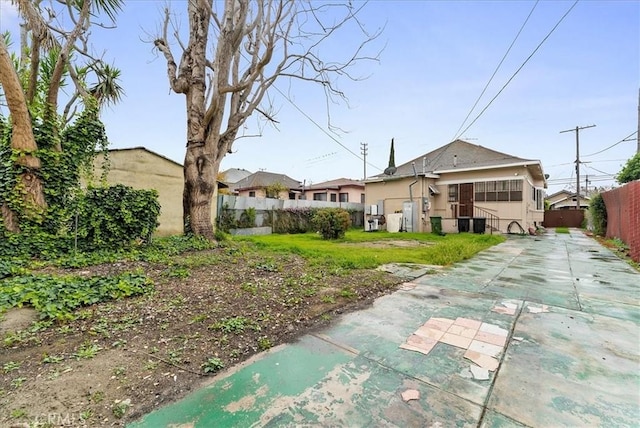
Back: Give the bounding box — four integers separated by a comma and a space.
409, 162, 418, 203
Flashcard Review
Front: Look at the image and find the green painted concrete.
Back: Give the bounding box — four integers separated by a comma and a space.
130, 230, 639, 427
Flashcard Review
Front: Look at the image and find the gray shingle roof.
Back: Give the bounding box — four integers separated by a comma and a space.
374, 139, 537, 178
220, 168, 252, 184
233, 171, 301, 191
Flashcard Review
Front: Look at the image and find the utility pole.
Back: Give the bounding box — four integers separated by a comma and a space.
585, 174, 589, 196
560, 124, 596, 209
360, 142, 368, 180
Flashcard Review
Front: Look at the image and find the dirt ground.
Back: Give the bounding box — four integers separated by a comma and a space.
0, 246, 404, 427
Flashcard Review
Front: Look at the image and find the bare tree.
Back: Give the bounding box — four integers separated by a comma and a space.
154, 0, 381, 239
0, 0, 124, 232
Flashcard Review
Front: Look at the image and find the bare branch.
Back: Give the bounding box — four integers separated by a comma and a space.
153, 6, 189, 93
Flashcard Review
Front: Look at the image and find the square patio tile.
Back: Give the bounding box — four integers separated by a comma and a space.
479, 322, 509, 337
464, 349, 499, 371
415, 325, 445, 341
440, 332, 473, 349
468, 340, 503, 358
454, 317, 483, 330
424, 317, 455, 332
474, 331, 508, 347
400, 334, 437, 355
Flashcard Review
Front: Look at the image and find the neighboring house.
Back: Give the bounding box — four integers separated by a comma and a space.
301, 178, 365, 204
91, 147, 225, 236
233, 171, 302, 199
546, 190, 590, 210
220, 168, 253, 186
364, 139, 548, 234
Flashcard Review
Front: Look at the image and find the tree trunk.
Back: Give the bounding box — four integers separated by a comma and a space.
0, 36, 46, 232
183, 145, 218, 239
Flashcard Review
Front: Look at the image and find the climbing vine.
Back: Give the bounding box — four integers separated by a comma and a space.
0, 102, 159, 256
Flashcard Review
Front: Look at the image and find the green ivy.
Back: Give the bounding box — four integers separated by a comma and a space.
75, 184, 160, 250
0, 271, 153, 320
589, 193, 607, 236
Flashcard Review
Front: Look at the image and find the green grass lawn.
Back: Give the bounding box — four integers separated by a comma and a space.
236, 230, 505, 269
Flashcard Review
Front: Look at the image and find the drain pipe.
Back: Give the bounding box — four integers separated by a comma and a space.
409, 162, 418, 202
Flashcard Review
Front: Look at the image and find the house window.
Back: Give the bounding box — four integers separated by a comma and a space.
510, 180, 523, 201
313, 192, 327, 201
249, 191, 256, 197
474, 182, 485, 202
330, 193, 337, 202
288, 192, 296, 200
360, 193, 365, 203
535, 188, 545, 210
448, 184, 458, 202
486, 181, 497, 201
339, 193, 349, 203
497, 180, 509, 201
474, 179, 523, 202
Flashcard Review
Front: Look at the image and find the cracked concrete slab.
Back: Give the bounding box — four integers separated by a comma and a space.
130, 230, 639, 428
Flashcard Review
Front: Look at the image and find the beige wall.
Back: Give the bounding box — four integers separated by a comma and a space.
365, 165, 546, 233
91, 149, 186, 236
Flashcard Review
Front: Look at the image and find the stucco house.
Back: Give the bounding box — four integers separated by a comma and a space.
301, 178, 365, 204
545, 190, 590, 210
232, 171, 302, 199
92, 147, 227, 236
364, 139, 548, 234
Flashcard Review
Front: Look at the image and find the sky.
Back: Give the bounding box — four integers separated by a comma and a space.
0, 0, 638, 194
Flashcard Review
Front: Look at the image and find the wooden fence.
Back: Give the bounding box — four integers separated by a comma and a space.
543, 209, 585, 228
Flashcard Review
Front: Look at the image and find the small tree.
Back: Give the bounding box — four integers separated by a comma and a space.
616, 153, 640, 184
265, 182, 287, 199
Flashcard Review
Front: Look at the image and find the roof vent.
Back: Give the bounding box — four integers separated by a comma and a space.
453, 154, 457, 167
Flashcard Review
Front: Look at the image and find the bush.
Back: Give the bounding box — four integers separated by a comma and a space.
312, 208, 351, 240
76, 185, 160, 249
216, 203, 237, 233
589, 193, 607, 236
238, 207, 257, 228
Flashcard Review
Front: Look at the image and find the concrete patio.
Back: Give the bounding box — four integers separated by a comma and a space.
129, 230, 639, 427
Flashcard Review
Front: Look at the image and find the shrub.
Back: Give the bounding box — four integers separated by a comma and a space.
238, 207, 257, 228
216, 203, 237, 233
76, 185, 160, 249
589, 193, 607, 236
312, 208, 351, 240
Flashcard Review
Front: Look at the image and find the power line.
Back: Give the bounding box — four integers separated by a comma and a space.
450, 0, 539, 141
454, 0, 579, 140
582, 131, 638, 157
584, 165, 613, 176
271, 85, 383, 173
